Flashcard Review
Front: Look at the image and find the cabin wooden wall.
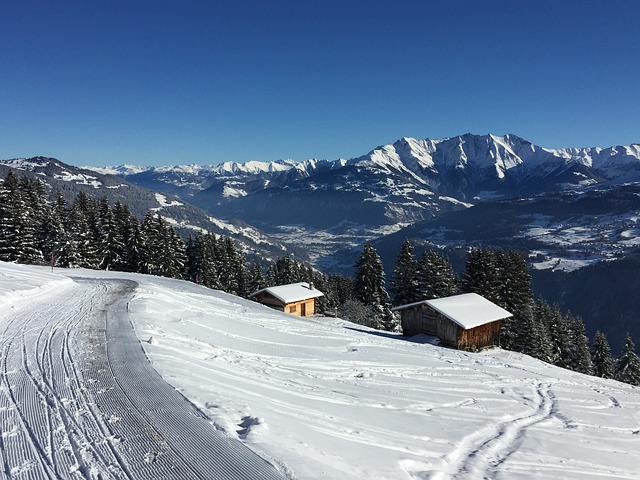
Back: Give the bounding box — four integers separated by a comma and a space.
400, 304, 502, 350
458, 320, 501, 351
400, 304, 458, 343
284, 298, 316, 317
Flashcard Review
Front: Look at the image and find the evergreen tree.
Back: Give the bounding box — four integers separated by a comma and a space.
389, 239, 418, 306
270, 255, 300, 285
246, 260, 266, 295
353, 243, 395, 330
58, 201, 97, 268
95, 198, 125, 270
186, 232, 219, 288
321, 273, 353, 314
113, 202, 142, 272
498, 251, 533, 315
217, 237, 243, 294
0, 172, 21, 261
0, 172, 43, 263
539, 302, 570, 367
591, 331, 614, 379
461, 247, 501, 304
166, 227, 187, 279
563, 314, 593, 375
614, 333, 640, 386
140, 213, 170, 276
38, 191, 66, 264
516, 303, 553, 362
416, 250, 457, 300
16, 176, 46, 264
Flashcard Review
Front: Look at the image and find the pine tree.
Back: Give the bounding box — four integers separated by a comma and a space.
140, 213, 169, 276
538, 302, 570, 367
0, 173, 43, 263
389, 239, 418, 306
16, 176, 45, 264
461, 247, 501, 304
38, 191, 66, 264
58, 201, 97, 268
112, 202, 142, 272
166, 227, 187, 279
591, 331, 614, 379
416, 250, 457, 300
271, 255, 300, 285
563, 314, 593, 375
95, 198, 125, 270
246, 260, 266, 295
614, 333, 640, 386
0, 172, 20, 261
217, 236, 243, 294
516, 303, 553, 362
353, 243, 395, 330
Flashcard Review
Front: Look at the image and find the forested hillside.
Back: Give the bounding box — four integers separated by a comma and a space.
2, 170, 639, 388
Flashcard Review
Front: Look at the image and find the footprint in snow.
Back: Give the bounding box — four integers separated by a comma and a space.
237, 416, 264, 439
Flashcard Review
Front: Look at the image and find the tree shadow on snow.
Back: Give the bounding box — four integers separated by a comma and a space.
344, 327, 440, 346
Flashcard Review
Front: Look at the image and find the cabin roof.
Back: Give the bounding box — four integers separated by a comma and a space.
250, 282, 324, 304
392, 293, 512, 330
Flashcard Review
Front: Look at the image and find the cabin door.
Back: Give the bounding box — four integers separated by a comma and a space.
300, 303, 306, 316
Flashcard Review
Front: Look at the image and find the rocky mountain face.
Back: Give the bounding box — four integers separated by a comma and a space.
92, 134, 640, 270
0, 157, 293, 260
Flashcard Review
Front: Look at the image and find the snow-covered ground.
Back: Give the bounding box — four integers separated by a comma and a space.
1, 262, 639, 479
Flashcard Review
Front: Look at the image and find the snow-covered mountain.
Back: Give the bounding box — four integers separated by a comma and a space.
97, 134, 640, 206
92, 134, 640, 269
2, 261, 639, 480
0, 157, 294, 260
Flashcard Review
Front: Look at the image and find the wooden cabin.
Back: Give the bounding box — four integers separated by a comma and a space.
250, 282, 324, 317
392, 293, 511, 351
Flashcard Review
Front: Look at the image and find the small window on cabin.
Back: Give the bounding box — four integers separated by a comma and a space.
289, 305, 297, 313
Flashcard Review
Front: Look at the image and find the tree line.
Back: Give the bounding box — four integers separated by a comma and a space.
2, 171, 638, 386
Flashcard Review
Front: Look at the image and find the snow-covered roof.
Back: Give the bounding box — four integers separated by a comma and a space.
392, 293, 512, 330
250, 282, 324, 304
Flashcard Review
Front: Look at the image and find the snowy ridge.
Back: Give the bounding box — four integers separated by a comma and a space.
70, 135, 640, 193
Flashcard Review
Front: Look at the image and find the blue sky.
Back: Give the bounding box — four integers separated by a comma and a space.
1, 1, 638, 167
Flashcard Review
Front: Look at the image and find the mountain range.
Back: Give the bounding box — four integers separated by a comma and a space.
88, 133, 640, 270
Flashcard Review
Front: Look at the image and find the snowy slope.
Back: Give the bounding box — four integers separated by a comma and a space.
1, 261, 638, 480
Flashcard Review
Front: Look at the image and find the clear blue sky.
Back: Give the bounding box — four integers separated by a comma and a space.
1, 1, 638, 167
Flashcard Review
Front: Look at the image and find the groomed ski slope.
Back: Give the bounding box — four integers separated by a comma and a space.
0, 264, 285, 479
1, 262, 640, 479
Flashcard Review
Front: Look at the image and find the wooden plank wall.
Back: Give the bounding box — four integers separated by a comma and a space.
285, 298, 316, 317
400, 304, 502, 351
458, 320, 501, 351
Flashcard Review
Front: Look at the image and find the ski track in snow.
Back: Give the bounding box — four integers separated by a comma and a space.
0, 276, 286, 480
430, 381, 554, 480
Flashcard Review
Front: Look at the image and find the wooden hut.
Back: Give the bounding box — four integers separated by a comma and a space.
250, 282, 324, 317
392, 293, 511, 351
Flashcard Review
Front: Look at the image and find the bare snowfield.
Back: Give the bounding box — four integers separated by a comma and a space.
1, 262, 639, 479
